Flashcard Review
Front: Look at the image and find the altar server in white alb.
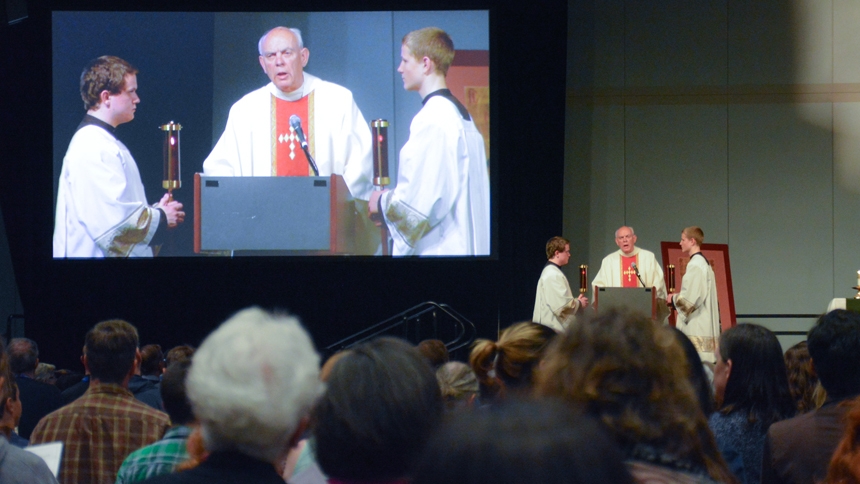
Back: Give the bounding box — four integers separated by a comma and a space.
203, 27, 374, 202
667, 226, 721, 363
591, 226, 668, 319
368, 27, 490, 256
53, 56, 185, 258
533, 236, 589, 333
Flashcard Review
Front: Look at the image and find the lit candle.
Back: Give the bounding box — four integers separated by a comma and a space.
161, 121, 182, 192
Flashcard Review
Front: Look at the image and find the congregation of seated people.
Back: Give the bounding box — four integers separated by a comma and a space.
2, 307, 860, 484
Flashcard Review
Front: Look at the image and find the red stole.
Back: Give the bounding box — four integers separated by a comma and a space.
621, 254, 639, 287
272, 92, 315, 176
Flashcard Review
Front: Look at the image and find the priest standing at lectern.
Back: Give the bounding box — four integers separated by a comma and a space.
591, 226, 668, 309
202, 27, 376, 251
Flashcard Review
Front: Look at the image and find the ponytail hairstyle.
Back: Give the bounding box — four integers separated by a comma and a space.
469, 322, 556, 402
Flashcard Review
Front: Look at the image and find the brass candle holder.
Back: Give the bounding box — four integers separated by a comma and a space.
160, 121, 182, 197
371, 119, 390, 255
579, 265, 588, 294
667, 264, 676, 293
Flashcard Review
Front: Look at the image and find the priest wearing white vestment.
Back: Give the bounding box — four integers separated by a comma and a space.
53, 56, 185, 258
532, 236, 589, 333
591, 226, 668, 320
202, 27, 374, 202
667, 226, 721, 363
368, 27, 490, 256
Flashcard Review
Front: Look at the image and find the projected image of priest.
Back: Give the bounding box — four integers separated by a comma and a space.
53, 56, 185, 258
368, 27, 490, 256
203, 26, 374, 199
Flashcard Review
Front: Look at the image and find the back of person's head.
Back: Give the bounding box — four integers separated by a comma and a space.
436, 361, 479, 411
807, 310, 860, 400
319, 350, 350, 382
85, 319, 139, 384
670, 327, 715, 416
417, 339, 449, 369
826, 396, 860, 484
187, 307, 321, 463
140, 344, 164, 376
413, 399, 634, 484
718, 324, 795, 425
165, 344, 195, 366
536, 309, 733, 483
312, 337, 443, 482
784, 341, 819, 414
161, 360, 194, 426
470, 322, 556, 401
401, 27, 455, 76
34, 362, 57, 385
545, 236, 569, 260
80, 55, 138, 110
7, 338, 38, 375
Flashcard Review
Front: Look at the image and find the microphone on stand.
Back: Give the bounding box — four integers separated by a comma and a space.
289, 115, 319, 176
631, 262, 647, 288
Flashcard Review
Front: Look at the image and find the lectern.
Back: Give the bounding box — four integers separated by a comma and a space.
193, 174, 356, 254
594, 287, 657, 320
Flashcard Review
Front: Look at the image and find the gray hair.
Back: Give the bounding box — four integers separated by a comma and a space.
615, 226, 635, 237
436, 361, 478, 409
187, 307, 321, 463
7, 338, 38, 375
258, 27, 304, 56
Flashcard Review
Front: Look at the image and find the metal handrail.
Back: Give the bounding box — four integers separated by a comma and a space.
324, 301, 477, 355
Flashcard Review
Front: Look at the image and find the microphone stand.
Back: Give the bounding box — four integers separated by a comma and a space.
302, 145, 319, 177
633, 267, 646, 288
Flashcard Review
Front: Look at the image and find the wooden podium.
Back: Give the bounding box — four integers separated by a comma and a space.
594, 287, 658, 320
193, 173, 357, 254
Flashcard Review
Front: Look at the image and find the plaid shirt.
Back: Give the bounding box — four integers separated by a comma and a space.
114, 425, 192, 484
29, 382, 170, 484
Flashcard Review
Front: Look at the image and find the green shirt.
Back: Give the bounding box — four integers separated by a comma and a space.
115, 425, 192, 484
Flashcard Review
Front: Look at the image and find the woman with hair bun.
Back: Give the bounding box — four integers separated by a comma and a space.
468, 322, 556, 404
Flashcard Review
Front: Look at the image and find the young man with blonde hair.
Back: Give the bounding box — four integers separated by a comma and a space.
369, 27, 490, 256
667, 226, 720, 362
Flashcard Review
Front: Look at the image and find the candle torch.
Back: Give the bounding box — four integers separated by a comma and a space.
160, 121, 182, 200
371, 119, 390, 255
